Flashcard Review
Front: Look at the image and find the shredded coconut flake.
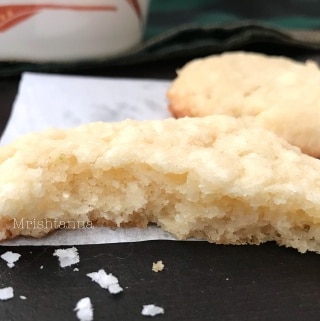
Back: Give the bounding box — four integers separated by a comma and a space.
40, 265, 44, 269
141, 304, 165, 317
152, 260, 164, 272
0, 287, 14, 300
1, 251, 21, 268
73, 267, 79, 272
20, 295, 27, 300
87, 269, 123, 294
53, 247, 79, 268
108, 283, 123, 294
74, 297, 93, 321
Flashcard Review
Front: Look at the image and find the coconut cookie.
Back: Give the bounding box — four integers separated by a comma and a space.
167, 52, 320, 157
1, 115, 320, 254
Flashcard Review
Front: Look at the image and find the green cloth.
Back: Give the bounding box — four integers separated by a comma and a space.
1, 0, 320, 77
146, 0, 320, 38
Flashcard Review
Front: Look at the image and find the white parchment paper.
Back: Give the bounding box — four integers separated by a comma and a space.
0, 72, 181, 245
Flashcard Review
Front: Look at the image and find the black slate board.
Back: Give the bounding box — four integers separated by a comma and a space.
0, 242, 320, 321
1, 58, 320, 321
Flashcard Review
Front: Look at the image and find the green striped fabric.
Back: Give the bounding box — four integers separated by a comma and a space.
146, 0, 320, 38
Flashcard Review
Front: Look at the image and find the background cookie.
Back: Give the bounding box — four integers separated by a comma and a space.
167, 51, 320, 157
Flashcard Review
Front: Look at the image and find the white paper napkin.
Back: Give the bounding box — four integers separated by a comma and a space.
0, 72, 182, 246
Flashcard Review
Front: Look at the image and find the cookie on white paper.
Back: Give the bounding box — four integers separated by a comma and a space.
1, 116, 320, 254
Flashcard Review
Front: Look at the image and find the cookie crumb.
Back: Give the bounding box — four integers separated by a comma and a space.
152, 260, 164, 272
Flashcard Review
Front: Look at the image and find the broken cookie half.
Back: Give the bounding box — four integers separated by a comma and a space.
1, 115, 320, 254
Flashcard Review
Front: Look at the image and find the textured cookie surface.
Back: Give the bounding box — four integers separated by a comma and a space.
167, 52, 320, 157
1, 115, 320, 254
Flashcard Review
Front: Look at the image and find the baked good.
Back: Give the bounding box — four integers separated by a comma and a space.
1, 115, 320, 254
167, 51, 320, 157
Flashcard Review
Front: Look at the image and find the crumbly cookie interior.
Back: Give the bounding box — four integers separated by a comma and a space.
1, 116, 320, 253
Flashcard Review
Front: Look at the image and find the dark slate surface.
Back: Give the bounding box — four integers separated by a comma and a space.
1, 57, 320, 321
